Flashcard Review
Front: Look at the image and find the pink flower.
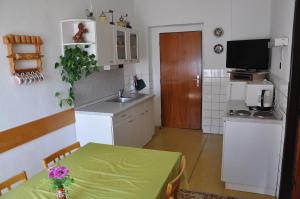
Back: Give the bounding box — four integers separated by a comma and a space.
48, 168, 55, 179
48, 166, 69, 179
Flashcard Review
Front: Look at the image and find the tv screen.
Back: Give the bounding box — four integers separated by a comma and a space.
226, 39, 270, 70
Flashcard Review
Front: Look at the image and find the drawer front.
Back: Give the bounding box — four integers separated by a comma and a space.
113, 111, 132, 125
113, 103, 144, 125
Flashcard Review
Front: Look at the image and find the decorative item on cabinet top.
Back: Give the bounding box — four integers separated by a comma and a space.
85, 0, 95, 20
214, 27, 224, 37
73, 23, 88, 43
214, 44, 224, 54
117, 14, 132, 29
3, 34, 44, 85
85, 9, 94, 20
100, 10, 115, 25
99, 11, 108, 24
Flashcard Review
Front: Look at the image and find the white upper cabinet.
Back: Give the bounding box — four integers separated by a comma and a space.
60, 19, 139, 69
96, 23, 115, 66
114, 27, 128, 64
128, 30, 139, 62
114, 27, 139, 64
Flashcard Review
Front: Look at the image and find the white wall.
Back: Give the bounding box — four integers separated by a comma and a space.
132, 0, 272, 126
133, 0, 271, 70
231, 0, 271, 40
0, 0, 134, 181
269, 0, 296, 197
270, 0, 295, 83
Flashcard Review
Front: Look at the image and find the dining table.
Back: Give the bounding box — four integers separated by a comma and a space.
1, 143, 182, 199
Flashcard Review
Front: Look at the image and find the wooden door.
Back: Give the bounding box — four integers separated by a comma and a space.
292, 117, 300, 199
160, 32, 202, 129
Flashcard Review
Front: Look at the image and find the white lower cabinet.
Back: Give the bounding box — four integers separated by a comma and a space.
222, 120, 282, 196
113, 117, 134, 147
75, 98, 155, 148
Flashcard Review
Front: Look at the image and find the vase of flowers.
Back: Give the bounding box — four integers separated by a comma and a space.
56, 188, 67, 199
48, 166, 74, 199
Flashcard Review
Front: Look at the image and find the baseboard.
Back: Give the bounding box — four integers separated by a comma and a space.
225, 182, 276, 196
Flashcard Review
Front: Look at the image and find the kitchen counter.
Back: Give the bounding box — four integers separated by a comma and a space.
76, 94, 155, 116
75, 93, 155, 147
223, 100, 283, 124
222, 100, 283, 196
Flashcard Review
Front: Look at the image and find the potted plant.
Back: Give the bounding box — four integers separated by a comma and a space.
48, 166, 74, 199
55, 45, 100, 107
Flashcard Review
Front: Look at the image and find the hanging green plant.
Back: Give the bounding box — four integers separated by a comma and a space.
55, 45, 100, 107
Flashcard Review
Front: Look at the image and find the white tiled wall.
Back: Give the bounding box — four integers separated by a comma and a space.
202, 69, 229, 134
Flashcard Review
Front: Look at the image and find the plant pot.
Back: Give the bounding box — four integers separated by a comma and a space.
56, 188, 67, 199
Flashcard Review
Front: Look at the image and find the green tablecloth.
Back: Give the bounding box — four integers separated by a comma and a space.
1, 143, 181, 199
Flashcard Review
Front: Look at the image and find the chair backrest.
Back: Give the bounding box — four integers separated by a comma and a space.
165, 156, 186, 199
43, 142, 80, 169
0, 171, 28, 196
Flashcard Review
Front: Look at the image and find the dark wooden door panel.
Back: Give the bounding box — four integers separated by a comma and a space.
292, 117, 300, 199
160, 32, 202, 129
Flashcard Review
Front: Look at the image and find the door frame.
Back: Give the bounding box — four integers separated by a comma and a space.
150, 24, 204, 127
279, 0, 300, 198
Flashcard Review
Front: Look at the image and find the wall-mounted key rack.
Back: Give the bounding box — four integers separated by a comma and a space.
3, 34, 44, 84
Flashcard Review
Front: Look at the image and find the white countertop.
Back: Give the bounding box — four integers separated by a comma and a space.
75, 94, 155, 117
223, 100, 283, 124
226, 100, 249, 111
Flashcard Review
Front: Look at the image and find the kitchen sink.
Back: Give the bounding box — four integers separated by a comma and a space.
105, 93, 148, 103
106, 97, 133, 103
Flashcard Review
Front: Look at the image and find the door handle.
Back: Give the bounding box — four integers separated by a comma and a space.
192, 75, 200, 87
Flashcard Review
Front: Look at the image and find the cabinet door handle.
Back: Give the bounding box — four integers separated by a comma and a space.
128, 120, 134, 123
121, 114, 127, 118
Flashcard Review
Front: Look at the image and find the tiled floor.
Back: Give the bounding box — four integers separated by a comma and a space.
144, 128, 275, 199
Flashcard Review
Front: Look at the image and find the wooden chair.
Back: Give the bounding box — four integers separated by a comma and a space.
43, 142, 80, 169
165, 156, 186, 199
0, 171, 28, 196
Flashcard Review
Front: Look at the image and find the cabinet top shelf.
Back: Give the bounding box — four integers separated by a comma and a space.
63, 42, 95, 46
60, 19, 95, 23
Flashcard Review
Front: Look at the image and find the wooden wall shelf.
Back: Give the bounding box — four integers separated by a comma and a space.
3, 34, 43, 75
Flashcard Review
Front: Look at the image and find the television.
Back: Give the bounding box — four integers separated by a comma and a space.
226, 39, 270, 70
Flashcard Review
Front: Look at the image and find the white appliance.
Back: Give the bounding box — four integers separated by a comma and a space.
245, 80, 274, 108
222, 119, 282, 196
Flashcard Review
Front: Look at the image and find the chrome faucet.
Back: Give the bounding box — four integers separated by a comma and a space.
118, 89, 124, 98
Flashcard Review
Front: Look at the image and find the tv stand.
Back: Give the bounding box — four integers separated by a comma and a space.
228, 70, 268, 81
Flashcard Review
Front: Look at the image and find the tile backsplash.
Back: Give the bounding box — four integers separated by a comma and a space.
202, 69, 229, 134
74, 69, 125, 107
